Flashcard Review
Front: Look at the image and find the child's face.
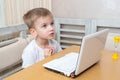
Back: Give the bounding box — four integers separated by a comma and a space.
33, 15, 55, 40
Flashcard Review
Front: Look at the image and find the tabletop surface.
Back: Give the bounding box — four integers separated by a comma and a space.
3, 45, 120, 80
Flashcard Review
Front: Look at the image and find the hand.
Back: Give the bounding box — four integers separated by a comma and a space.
44, 46, 55, 58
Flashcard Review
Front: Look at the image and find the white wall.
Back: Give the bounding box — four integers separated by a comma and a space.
52, 0, 120, 20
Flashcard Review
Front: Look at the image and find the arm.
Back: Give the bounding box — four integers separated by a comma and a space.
22, 51, 35, 68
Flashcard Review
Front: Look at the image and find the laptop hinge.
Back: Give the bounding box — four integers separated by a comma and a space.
70, 71, 76, 78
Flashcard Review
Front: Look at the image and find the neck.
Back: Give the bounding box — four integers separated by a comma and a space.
35, 37, 49, 48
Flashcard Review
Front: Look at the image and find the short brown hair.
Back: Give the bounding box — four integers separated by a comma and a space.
23, 8, 52, 29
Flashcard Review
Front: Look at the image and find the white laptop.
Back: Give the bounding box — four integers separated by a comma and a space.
43, 29, 109, 77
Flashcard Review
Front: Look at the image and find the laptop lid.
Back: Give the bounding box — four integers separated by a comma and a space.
75, 29, 109, 75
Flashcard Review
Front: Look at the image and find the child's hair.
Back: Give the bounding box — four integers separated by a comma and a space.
23, 8, 52, 29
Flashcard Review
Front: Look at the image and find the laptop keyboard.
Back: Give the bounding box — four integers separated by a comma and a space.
43, 52, 78, 76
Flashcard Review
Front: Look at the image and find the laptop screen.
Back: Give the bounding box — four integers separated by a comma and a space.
75, 29, 109, 75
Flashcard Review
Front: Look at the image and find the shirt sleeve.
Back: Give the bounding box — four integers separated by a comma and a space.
22, 50, 35, 68
56, 42, 62, 52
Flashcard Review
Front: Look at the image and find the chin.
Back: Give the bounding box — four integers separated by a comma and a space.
48, 37, 54, 39
50, 37, 54, 39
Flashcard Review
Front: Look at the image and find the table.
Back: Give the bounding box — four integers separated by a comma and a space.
3, 45, 120, 80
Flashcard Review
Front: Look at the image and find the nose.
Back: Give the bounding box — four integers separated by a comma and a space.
49, 25, 54, 31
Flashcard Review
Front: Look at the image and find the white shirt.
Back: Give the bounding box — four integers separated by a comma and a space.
22, 39, 62, 68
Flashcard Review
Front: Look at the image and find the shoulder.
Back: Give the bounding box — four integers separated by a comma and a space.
24, 39, 36, 51
22, 40, 37, 56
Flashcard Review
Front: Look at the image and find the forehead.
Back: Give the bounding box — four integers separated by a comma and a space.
35, 15, 53, 23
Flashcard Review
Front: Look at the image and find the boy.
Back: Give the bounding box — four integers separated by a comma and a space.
22, 8, 62, 68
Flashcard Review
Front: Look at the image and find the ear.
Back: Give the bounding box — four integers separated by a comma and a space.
29, 28, 37, 37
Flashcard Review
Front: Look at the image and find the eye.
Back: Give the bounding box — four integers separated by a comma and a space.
42, 24, 47, 28
51, 22, 54, 25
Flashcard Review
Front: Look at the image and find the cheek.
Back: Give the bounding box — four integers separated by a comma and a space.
38, 31, 48, 36
53, 28, 55, 31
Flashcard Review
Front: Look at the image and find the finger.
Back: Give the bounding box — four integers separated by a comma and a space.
50, 49, 55, 55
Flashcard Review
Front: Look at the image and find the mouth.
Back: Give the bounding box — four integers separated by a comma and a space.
49, 32, 55, 36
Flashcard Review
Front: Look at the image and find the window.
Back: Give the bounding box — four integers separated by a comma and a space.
0, 0, 51, 27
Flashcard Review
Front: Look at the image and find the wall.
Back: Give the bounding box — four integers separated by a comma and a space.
52, 0, 120, 20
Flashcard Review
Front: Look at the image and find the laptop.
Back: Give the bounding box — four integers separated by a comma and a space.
43, 29, 109, 77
